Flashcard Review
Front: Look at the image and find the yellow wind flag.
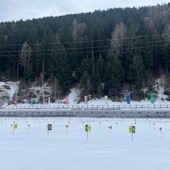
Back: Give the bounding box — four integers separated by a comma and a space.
13, 123, 18, 129
129, 125, 135, 133
85, 125, 91, 132
129, 126, 132, 133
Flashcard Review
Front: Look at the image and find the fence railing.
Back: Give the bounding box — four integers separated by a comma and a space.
2, 104, 170, 110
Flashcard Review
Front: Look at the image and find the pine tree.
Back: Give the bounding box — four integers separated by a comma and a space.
104, 54, 123, 96
128, 55, 145, 89
80, 70, 90, 96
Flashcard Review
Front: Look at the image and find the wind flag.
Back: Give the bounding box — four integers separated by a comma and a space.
65, 124, 69, 128
13, 123, 18, 129
48, 97, 51, 105
14, 98, 17, 106
126, 95, 130, 104
85, 124, 91, 139
129, 125, 135, 133
65, 96, 69, 105
85, 124, 91, 132
84, 96, 88, 104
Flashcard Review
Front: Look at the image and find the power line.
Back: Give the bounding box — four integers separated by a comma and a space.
0, 32, 169, 48
0, 37, 168, 54
0, 43, 169, 57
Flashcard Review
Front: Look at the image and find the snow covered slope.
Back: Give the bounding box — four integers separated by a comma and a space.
0, 81, 19, 100
0, 78, 169, 106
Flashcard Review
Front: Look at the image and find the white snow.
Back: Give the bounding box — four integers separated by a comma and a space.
0, 79, 170, 169
0, 117, 170, 170
0, 82, 5, 86
0, 81, 19, 100
64, 88, 80, 105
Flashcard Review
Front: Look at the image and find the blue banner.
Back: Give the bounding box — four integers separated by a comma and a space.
126, 95, 130, 104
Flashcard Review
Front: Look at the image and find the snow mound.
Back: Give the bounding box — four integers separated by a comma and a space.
153, 79, 168, 101
63, 88, 80, 105
79, 97, 114, 106
0, 81, 19, 100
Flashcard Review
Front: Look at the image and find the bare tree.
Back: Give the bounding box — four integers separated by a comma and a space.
19, 41, 32, 73
110, 21, 126, 58
72, 18, 86, 42
164, 24, 170, 44
143, 17, 155, 33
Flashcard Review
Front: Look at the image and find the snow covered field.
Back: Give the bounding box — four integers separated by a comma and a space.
0, 117, 170, 170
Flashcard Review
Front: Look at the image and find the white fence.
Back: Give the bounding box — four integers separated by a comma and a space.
2, 104, 170, 110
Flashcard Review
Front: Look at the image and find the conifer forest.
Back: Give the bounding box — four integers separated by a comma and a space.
0, 4, 170, 99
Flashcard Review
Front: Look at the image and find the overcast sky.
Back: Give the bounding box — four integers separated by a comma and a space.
0, 0, 169, 22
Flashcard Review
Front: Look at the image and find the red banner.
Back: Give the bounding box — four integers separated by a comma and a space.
48, 97, 50, 105
65, 96, 69, 105
14, 98, 17, 106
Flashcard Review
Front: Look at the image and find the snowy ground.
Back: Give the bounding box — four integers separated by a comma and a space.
0, 117, 170, 170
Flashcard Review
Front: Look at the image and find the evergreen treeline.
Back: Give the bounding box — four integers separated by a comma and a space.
0, 4, 170, 99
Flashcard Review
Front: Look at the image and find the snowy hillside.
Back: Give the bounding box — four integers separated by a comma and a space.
0, 78, 169, 106
0, 81, 19, 100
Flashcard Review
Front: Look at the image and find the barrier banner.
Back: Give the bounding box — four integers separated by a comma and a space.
126, 95, 130, 104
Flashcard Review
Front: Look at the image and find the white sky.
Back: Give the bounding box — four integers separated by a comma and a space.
0, 0, 169, 22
